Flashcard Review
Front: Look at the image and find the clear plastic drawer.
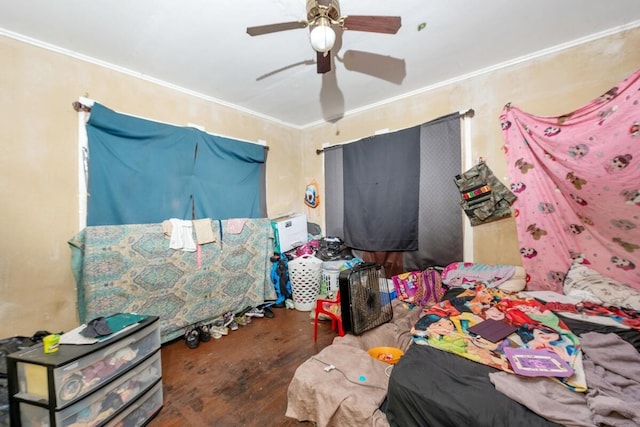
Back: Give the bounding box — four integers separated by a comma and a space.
105, 380, 163, 427
57, 350, 161, 426
15, 320, 160, 408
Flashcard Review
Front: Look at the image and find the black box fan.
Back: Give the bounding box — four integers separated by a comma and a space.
339, 262, 393, 335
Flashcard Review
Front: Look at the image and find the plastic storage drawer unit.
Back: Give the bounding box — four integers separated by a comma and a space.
7, 316, 161, 427
15, 320, 160, 408
17, 350, 161, 426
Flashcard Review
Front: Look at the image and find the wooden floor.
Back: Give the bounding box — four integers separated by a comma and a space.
150, 307, 335, 427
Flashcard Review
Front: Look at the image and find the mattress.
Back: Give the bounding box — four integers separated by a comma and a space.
386, 342, 562, 427
385, 289, 640, 427
68, 219, 276, 343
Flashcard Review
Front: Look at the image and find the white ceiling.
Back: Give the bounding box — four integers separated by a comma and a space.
1, 0, 639, 128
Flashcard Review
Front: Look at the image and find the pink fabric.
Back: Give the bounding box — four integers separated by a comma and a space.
501, 68, 640, 292
225, 218, 248, 234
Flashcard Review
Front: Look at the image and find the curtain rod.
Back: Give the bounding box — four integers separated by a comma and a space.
315, 108, 475, 155
71, 100, 269, 150
72, 101, 91, 112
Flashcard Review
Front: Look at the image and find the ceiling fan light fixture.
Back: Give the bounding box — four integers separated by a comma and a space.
309, 17, 335, 53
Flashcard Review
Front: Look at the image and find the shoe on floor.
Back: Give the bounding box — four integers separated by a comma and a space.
245, 307, 265, 318
256, 303, 275, 318
196, 323, 211, 342
223, 312, 239, 330
211, 317, 225, 328
263, 307, 275, 318
234, 315, 250, 326
184, 327, 200, 349
209, 324, 229, 337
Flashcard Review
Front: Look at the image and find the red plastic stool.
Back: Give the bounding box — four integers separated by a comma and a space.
313, 291, 345, 342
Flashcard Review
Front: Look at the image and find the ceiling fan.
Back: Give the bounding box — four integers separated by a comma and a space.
246, 0, 401, 74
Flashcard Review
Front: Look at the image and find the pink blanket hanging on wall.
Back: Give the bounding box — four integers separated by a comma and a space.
501, 68, 640, 292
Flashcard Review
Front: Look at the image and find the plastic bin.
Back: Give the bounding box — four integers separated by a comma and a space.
288, 255, 322, 311
321, 260, 347, 294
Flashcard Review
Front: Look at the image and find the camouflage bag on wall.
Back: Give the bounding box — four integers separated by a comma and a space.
454, 161, 517, 226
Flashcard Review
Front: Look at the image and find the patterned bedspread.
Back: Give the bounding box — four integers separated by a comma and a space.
68, 218, 277, 343
411, 285, 586, 391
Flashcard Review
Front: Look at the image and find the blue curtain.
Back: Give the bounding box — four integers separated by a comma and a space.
86, 103, 265, 225
192, 133, 266, 219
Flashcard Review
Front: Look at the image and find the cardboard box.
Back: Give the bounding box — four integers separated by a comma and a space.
271, 213, 307, 253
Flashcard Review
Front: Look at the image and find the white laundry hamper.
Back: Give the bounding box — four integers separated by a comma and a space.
321, 260, 348, 294
288, 255, 323, 311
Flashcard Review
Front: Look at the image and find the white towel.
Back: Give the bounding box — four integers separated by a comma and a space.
169, 218, 196, 252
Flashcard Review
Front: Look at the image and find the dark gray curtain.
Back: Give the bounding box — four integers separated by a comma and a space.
403, 113, 462, 270
324, 146, 344, 238
325, 112, 462, 270
343, 126, 420, 251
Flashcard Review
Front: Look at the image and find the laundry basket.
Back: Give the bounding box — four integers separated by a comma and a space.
321, 260, 347, 294
288, 255, 323, 311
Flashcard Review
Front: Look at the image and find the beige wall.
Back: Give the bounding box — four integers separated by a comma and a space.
0, 36, 303, 337
304, 26, 640, 265
1, 27, 639, 338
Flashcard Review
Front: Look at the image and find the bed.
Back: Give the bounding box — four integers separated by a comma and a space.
286, 261, 640, 427
385, 287, 640, 427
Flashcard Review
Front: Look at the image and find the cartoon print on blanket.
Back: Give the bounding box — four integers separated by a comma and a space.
501, 67, 640, 293
411, 284, 586, 391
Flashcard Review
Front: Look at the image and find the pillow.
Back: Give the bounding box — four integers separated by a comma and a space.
563, 263, 640, 310
498, 277, 526, 292
497, 266, 527, 292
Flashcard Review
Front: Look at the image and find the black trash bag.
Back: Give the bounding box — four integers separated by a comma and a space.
0, 336, 37, 376
316, 237, 353, 261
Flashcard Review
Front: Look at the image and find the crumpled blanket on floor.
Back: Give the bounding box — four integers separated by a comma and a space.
285, 300, 421, 427
286, 344, 390, 427
490, 332, 640, 427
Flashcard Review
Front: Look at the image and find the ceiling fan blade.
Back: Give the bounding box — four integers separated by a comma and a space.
246, 21, 308, 36
342, 50, 406, 84
342, 15, 401, 34
317, 50, 332, 74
